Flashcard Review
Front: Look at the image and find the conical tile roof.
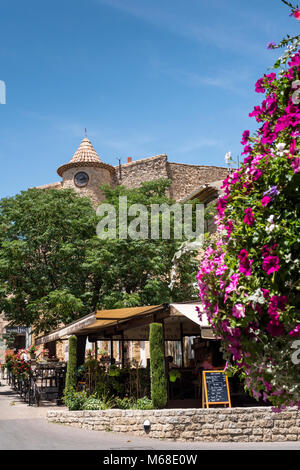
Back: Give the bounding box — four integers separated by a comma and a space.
57, 137, 114, 176
70, 137, 102, 164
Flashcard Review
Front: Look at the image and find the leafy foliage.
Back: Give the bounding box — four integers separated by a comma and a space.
62, 387, 87, 411
0, 180, 198, 334
0, 189, 96, 333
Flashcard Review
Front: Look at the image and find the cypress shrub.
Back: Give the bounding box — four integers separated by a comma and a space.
149, 323, 167, 408
65, 335, 78, 391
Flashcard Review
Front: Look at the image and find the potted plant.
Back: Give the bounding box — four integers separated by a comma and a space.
42, 348, 49, 361
28, 344, 37, 359
169, 369, 181, 383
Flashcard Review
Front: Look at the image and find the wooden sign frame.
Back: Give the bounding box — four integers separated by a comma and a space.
202, 370, 231, 408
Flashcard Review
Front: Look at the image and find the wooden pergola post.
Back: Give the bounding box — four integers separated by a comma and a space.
110, 339, 114, 363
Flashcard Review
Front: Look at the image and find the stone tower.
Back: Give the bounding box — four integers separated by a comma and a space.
56, 137, 115, 205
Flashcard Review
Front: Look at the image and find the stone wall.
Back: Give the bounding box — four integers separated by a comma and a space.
115, 155, 169, 190
166, 162, 228, 201
114, 156, 228, 201
47, 407, 300, 442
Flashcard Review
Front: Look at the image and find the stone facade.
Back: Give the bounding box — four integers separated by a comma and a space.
60, 165, 114, 206
166, 162, 229, 201
47, 407, 300, 442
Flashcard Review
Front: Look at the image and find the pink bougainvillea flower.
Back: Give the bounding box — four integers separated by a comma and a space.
232, 303, 246, 319
288, 52, 300, 68
261, 244, 278, 258
262, 255, 280, 275
241, 145, 252, 155
261, 195, 272, 206
263, 392, 269, 402
268, 295, 288, 320
294, 10, 300, 20
196, 43, 300, 409
249, 105, 263, 121
225, 273, 239, 294
241, 130, 250, 145
251, 168, 263, 181
216, 196, 228, 218
266, 319, 284, 337
244, 207, 255, 226
291, 157, 300, 173
255, 77, 266, 93
238, 250, 253, 276
225, 220, 234, 239
216, 264, 228, 276
261, 288, 270, 299
289, 325, 300, 338
290, 139, 296, 155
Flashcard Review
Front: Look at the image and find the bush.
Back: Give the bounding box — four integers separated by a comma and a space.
82, 396, 104, 410
135, 396, 153, 410
63, 387, 87, 411
114, 396, 136, 409
149, 323, 168, 408
65, 336, 77, 391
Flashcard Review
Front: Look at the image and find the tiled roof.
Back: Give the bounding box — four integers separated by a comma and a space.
69, 137, 101, 164
57, 137, 115, 176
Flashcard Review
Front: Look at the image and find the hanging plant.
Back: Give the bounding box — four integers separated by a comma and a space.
197, 2, 300, 412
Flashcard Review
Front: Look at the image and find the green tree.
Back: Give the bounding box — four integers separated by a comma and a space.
0, 180, 199, 334
149, 323, 168, 408
88, 179, 199, 308
0, 188, 97, 333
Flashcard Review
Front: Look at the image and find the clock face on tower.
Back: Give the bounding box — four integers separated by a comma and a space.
74, 171, 89, 187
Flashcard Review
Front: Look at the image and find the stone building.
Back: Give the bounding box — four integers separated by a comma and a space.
0, 136, 228, 362
36, 136, 228, 204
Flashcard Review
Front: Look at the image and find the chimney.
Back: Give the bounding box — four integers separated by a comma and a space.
127, 157, 132, 163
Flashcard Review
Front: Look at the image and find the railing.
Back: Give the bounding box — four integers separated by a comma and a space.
6, 362, 67, 406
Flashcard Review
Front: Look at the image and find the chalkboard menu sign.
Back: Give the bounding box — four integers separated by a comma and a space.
202, 370, 231, 408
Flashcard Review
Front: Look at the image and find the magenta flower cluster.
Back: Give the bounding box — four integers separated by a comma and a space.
196, 47, 300, 411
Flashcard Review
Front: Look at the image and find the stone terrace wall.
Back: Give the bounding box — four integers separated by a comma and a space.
47, 407, 300, 442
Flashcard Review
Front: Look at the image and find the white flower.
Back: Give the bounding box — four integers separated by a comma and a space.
225, 152, 231, 165
275, 142, 288, 157
248, 288, 266, 305
266, 224, 276, 233
265, 214, 278, 233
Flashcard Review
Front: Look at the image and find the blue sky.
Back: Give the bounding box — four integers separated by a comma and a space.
0, 0, 299, 199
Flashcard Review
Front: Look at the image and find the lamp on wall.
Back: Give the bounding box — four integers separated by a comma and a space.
143, 419, 151, 434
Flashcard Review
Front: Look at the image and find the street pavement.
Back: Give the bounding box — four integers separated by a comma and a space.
0, 381, 299, 451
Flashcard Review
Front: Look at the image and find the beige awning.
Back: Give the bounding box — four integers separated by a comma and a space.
35, 313, 96, 345
35, 305, 163, 344
170, 302, 209, 327
35, 303, 213, 344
